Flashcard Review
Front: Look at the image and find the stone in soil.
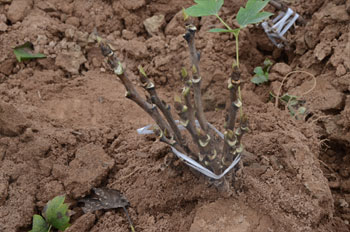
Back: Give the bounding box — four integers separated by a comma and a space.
6, 0, 33, 23
66, 213, 96, 232
60, 143, 114, 198
55, 51, 87, 75
143, 15, 165, 36
0, 101, 29, 136
270, 63, 292, 76
120, 0, 146, 10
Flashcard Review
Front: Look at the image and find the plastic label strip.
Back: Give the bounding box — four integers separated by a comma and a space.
137, 120, 241, 179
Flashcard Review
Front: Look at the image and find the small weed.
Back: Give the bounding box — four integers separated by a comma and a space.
30, 196, 70, 232
13, 42, 46, 62
269, 70, 316, 120
251, 58, 273, 85
270, 92, 308, 120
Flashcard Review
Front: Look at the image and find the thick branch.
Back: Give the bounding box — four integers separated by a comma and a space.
222, 69, 241, 162
225, 69, 241, 130
173, 100, 212, 166
222, 117, 248, 170
222, 129, 237, 166
176, 85, 221, 173
183, 25, 224, 174
236, 117, 249, 147
180, 70, 197, 142
100, 42, 173, 138
196, 128, 222, 174
184, 24, 208, 132
154, 127, 186, 155
139, 71, 184, 146
174, 102, 198, 146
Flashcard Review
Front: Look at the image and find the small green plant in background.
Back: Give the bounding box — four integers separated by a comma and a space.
13, 42, 46, 62
251, 58, 273, 84
30, 196, 70, 232
270, 92, 308, 120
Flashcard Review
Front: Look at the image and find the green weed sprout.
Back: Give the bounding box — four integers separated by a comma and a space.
13, 42, 46, 62
30, 196, 70, 232
251, 58, 273, 84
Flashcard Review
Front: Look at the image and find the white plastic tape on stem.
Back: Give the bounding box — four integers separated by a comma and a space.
137, 120, 241, 180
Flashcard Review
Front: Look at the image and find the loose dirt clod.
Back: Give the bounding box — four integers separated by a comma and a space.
143, 15, 165, 36
0, 100, 29, 136
6, 0, 33, 23
59, 144, 115, 198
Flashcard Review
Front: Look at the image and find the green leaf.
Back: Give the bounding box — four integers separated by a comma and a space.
185, 0, 224, 17
262, 58, 273, 73
263, 58, 273, 67
182, 7, 189, 21
181, 67, 188, 79
287, 105, 296, 116
209, 28, 233, 33
251, 75, 268, 84
251, 66, 268, 84
231, 28, 240, 37
30, 215, 49, 232
236, 0, 273, 28
288, 99, 299, 106
208, 28, 241, 38
297, 106, 307, 115
138, 65, 147, 77
13, 42, 46, 62
280, 93, 298, 103
43, 196, 70, 231
254, 66, 264, 76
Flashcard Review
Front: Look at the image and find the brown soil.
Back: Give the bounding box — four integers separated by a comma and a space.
0, 0, 349, 231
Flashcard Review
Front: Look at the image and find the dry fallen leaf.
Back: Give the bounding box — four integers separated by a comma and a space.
79, 188, 129, 213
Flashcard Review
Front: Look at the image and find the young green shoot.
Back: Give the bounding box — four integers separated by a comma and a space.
270, 92, 308, 120
251, 58, 273, 84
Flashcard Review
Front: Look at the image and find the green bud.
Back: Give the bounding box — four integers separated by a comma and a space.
114, 61, 124, 75
181, 67, 188, 79
138, 65, 147, 77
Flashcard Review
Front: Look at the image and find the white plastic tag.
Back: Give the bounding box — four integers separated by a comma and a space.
262, 8, 299, 48
137, 120, 241, 179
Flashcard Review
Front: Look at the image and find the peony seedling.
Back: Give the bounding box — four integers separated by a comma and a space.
251, 58, 273, 84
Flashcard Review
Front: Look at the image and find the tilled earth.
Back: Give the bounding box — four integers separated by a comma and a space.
0, 0, 350, 231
